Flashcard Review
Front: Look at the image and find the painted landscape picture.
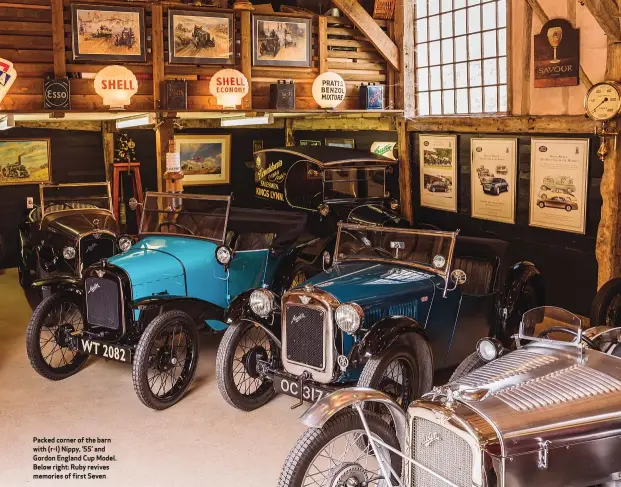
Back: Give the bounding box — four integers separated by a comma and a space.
169, 11, 233, 64
0, 140, 50, 186
72, 5, 146, 62
253, 15, 311, 67
176, 135, 230, 185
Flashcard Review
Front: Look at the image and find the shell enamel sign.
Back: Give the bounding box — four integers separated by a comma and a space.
209, 69, 249, 109
0, 59, 17, 105
94, 65, 138, 109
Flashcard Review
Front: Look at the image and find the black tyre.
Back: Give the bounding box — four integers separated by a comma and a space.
430, 186, 436, 192
278, 409, 402, 487
132, 310, 200, 410
357, 343, 419, 411
26, 292, 88, 380
449, 352, 486, 383
494, 187, 500, 195
216, 321, 275, 411
502, 282, 538, 348
18, 266, 32, 288
538, 201, 545, 208
565, 205, 572, 212
291, 262, 314, 289
591, 278, 621, 328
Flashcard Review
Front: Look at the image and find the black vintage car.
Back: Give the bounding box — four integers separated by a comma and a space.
17, 183, 124, 289
215, 223, 544, 412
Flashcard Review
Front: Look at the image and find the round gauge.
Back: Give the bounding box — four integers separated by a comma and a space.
585, 81, 621, 121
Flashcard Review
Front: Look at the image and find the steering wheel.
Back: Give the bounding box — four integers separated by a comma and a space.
537, 326, 598, 349
45, 202, 74, 211
157, 222, 195, 236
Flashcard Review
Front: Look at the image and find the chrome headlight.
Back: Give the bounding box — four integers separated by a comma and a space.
250, 289, 274, 318
215, 246, 232, 266
62, 246, 76, 260
335, 303, 363, 334
477, 337, 503, 362
118, 236, 132, 252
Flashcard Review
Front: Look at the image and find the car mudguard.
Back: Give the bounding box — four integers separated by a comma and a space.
223, 289, 283, 347
31, 276, 82, 290
132, 296, 225, 329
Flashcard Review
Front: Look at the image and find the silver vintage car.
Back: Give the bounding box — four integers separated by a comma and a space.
279, 306, 621, 487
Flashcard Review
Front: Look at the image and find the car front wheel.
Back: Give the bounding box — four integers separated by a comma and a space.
565, 205, 572, 211
538, 201, 545, 208
132, 310, 200, 410
216, 320, 275, 411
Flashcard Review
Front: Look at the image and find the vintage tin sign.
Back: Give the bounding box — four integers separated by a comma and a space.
44, 78, 70, 110
534, 19, 579, 88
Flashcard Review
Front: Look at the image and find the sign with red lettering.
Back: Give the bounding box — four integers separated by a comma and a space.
209, 69, 249, 109
94, 65, 138, 109
534, 19, 579, 88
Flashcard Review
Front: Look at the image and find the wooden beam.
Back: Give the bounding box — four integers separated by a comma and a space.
102, 121, 115, 183
396, 117, 413, 224
292, 114, 395, 131
521, 1, 533, 115
16, 120, 101, 131
386, 21, 395, 109
318, 16, 328, 74
50, 0, 66, 77
582, 0, 621, 43
394, 0, 415, 117
240, 10, 252, 109
331, 0, 400, 71
285, 118, 294, 147
155, 118, 175, 193
151, 3, 164, 109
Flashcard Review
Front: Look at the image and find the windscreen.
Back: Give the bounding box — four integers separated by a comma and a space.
41, 184, 111, 216
335, 224, 455, 275
140, 193, 230, 242
323, 167, 386, 200
520, 306, 583, 344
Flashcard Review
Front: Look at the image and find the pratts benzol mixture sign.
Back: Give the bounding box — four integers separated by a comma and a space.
534, 18, 579, 88
255, 152, 286, 203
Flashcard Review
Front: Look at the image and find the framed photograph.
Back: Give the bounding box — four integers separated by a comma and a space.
253, 15, 312, 67
470, 138, 517, 224
0, 139, 51, 186
325, 138, 355, 149
175, 135, 231, 186
168, 10, 234, 65
71, 4, 146, 62
419, 134, 458, 212
300, 140, 321, 147
529, 138, 589, 234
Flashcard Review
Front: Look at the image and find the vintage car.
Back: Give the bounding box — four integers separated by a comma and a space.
496, 164, 508, 175
542, 175, 576, 194
591, 277, 621, 327
427, 179, 450, 192
25, 192, 312, 410
482, 177, 509, 195
215, 222, 543, 412
17, 182, 122, 289
537, 191, 578, 211
279, 306, 621, 487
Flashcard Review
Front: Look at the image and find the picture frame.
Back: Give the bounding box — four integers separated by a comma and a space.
325, 138, 356, 149
252, 15, 312, 67
168, 10, 234, 65
174, 135, 231, 186
71, 4, 146, 63
419, 134, 458, 212
0, 139, 51, 186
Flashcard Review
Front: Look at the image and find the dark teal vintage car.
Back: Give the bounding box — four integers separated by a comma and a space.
215, 222, 544, 412
26, 192, 310, 409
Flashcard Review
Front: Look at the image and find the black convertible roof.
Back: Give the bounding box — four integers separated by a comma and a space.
255, 146, 397, 167
228, 207, 306, 245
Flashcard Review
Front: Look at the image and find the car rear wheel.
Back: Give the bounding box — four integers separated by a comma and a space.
449, 352, 486, 382
26, 292, 88, 380
132, 310, 200, 410
216, 320, 275, 411
591, 278, 621, 327
290, 262, 314, 289
565, 205, 572, 211
538, 201, 545, 208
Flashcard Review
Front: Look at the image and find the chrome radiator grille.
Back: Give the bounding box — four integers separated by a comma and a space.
80, 235, 115, 269
284, 304, 325, 369
85, 277, 121, 330
410, 417, 473, 487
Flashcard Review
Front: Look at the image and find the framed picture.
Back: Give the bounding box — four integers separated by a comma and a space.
419, 134, 458, 212
529, 138, 589, 234
71, 4, 146, 62
0, 139, 51, 186
325, 138, 356, 149
175, 135, 231, 186
300, 140, 321, 147
168, 10, 234, 65
253, 15, 312, 67
470, 138, 517, 224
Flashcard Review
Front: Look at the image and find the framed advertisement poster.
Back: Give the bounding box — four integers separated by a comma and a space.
529, 138, 589, 234
419, 134, 457, 212
470, 138, 517, 224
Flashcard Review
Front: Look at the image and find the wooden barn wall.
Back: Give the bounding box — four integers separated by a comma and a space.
410, 132, 602, 316
0, 128, 105, 269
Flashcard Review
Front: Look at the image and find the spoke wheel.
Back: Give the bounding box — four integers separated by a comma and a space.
591, 278, 621, 328
291, 262, 315, 289
278, 410, 402, 487
216, 321, 276, 411
133, 310, 199, 410
26, 292, 88, 380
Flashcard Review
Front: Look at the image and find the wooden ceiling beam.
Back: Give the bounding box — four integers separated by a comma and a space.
331, 0, 400, 71
581, 0, 621, 43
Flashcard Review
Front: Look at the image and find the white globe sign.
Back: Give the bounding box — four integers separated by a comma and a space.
209, 69, 249, 109
312, 72, 346, 109
94, 65, 138, 109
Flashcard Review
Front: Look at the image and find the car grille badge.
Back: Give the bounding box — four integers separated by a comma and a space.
337, 355, 349, 371
95, 270, 105, 278
300, 295, 311, 305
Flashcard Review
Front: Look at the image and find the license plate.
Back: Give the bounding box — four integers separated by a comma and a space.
77, 338, 132, 363
274, 376, 332, 403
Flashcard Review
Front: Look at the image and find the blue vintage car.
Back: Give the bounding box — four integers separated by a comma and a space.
215, 222, 544, 411
26, 192, 309, 409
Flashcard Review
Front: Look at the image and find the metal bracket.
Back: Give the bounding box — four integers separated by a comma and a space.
290, 371, 311, 410
537, 440, 551, 469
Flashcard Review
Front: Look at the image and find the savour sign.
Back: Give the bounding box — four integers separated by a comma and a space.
534, 19, 579, 88
0, 58, 17, 105
312, 72, 346, 109
209, 69, 249, 109
94, 65, 138, 109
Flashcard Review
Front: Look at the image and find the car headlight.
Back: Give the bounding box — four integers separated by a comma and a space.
215, 246, 232, 266
335, 303, 363, 334
477, 337, 503, 362
250, 289, 274, 318
118, 236, 132, 252
62, 246, 76, 260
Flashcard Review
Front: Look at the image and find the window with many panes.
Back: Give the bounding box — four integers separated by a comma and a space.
415, 0, 508, 115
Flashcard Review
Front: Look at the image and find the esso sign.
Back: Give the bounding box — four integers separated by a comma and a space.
94, 65, 138, 109
312, 72, 346, 109
209, 69, 249, 109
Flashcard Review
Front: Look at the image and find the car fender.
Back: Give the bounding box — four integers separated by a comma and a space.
132, 296, 225, 327
223, 289, 283, 345
32, 275, 82, 290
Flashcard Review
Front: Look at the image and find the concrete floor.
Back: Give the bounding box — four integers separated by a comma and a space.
0, 268, 308, 487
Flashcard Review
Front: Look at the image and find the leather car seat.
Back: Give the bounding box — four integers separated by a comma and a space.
234, 233, 275, 251
452, 256, 494, 295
